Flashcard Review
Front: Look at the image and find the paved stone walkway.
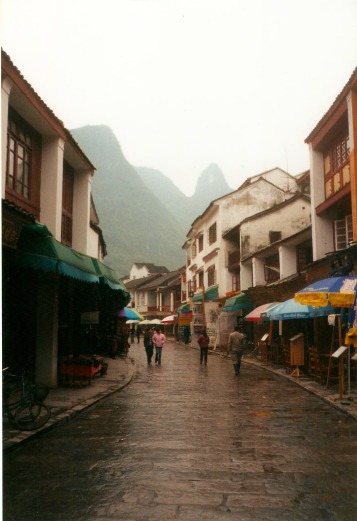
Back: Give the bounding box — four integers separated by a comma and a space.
3, 340, 357, 455
3, 342, 357, 521
2, 355, 135, 452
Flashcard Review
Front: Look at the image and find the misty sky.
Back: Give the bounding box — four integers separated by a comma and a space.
2, 0, 357, 195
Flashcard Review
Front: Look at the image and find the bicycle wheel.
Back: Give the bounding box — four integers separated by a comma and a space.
5, 387, 26, 420
14, 402, 51, 431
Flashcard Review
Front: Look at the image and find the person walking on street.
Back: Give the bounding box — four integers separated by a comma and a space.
143, 327, 154, 364
184, 326, 190, 345
152, 328, 166, 365
130, 327, 135, 344
228, 324, 246, 375
136, 327, 141, 344
197, 328, 209, 365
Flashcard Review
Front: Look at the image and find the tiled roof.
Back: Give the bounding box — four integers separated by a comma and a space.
133, 262, 169, 273
134, 271, 181, 291
125, 274, 161, 290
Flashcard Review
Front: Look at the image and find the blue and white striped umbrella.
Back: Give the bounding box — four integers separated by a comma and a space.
263, 298, 335, 321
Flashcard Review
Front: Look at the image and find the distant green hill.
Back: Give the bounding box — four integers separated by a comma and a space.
72, 126, 233, 277
136, 163, 233, 230
72, 126, 186, 276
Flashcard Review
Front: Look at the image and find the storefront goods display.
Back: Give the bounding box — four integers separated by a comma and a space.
60, 355, 107, 386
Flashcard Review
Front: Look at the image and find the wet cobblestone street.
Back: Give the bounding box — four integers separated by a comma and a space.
3, 342, 357, 521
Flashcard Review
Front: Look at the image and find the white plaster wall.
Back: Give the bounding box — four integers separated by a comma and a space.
216, 247, 236, 295
309, 146, 334, 259
240, 198, 311, 258
247, 168, 298, 192
220, 180, 288, 233
130, 265, 150, 280
253, 257, 265, 286
72, 169, 91, 254
87, 227, 100, 259
240, 261, 253, 291
279, 244, 297, 278
185, 206, 221, 292
220, 251, 236, 294
40, 136, 64, 240
183, 171, 300, 298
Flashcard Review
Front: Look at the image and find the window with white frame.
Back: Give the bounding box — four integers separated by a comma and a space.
207, 265, 216, 287
334, 215, 352, 250
192, 241, 197, 258
208, 223, 217, 245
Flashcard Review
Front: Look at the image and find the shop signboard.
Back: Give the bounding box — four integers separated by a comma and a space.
178, 316, 192, 326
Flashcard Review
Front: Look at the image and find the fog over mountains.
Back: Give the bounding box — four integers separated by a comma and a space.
72, 126, 233, 277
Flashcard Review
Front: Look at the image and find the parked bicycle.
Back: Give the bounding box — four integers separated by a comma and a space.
2, 367, 51, 431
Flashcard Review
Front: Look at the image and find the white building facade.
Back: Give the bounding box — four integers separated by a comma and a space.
182, 168, 303, 345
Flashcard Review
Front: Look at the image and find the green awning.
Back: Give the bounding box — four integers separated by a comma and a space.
91, 258, 128, 292
192, 285, 219, 302
223, 293, 252, 312
15, 224, 130, 306
177, 302, 191, 313
16, 224, 99, 283
192, 292, 203, 302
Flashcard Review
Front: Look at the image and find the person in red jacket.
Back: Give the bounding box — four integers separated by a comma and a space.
197, 328, 209, 365
152, 328, 166, 365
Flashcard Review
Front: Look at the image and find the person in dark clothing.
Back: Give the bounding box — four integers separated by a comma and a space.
329, 254, 354, 276
130, 327, 135, 344
143, 327, 154, 364
184, 326, 190, 345
136, 327, 141, 343
197, 328, 210, 365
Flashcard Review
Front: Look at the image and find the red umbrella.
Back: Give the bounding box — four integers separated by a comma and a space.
243, 302, 280, 322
